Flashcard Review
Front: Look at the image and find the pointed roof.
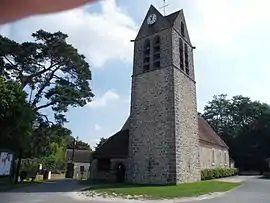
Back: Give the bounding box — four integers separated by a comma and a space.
135, 5, 192, 45
66, 149, 92, 163
135, 5, 172, 40
165, 10, 181, 25
198, 116, 228, 148
92, 115, 229, 159
92, 130, 129, 159
120, 115, 228, 149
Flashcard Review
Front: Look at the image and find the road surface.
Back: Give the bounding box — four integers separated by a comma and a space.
1, 177, 270, 203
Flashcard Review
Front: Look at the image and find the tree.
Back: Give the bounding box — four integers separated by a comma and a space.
74, 140, 92, 151
95, 137, 108, 149
0, 77, 35, 154
0, 30, 94, 124
202, 94, 270, 172
26, 123, 92, 159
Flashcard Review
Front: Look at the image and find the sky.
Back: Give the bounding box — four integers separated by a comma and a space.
1, 0, 270, 148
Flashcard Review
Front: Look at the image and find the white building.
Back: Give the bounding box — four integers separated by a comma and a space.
66, 149, 92, 179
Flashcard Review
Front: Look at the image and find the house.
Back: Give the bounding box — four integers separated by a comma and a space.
66, 149, 91, 179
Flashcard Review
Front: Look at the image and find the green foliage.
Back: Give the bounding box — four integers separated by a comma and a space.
74, 140, 92, 151
20, 159, 40, 172
201, 168, 238, 180
95, 137, 108, 149
23, 123, 92, 173
202, 94, 270, 172
25, 123, 72, 158
0, 29, 94, 124
67, 136, 92, 151
0, 77, 35, 154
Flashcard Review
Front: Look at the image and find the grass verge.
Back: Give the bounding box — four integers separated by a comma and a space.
84, 181, 240, 199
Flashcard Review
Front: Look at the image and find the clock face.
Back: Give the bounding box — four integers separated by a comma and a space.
147, 14, 157, 25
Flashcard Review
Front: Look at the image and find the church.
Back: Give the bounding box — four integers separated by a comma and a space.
89, 5, 232, 185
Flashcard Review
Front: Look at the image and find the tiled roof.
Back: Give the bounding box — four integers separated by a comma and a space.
92, 130, 129, 159
198, 116, 228, 148
66, 149, 92, 163
92, 116, 228, 159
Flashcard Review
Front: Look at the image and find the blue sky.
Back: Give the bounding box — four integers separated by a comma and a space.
1, 0, 270, 148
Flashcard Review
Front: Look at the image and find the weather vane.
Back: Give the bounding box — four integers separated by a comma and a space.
160, 0, 169, 16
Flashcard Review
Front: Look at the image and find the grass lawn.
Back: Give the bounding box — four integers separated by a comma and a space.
85, 181, 240, 199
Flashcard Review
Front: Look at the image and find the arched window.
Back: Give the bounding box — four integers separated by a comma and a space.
153, 35, 160, 69
143, 39, 150, 72
184, 43, 189, 75
179, 38, 184, 71
181, 21, 185, 37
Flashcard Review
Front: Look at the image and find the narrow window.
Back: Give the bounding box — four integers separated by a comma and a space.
153, 35, 161, 69
153, 61, 160, 68
224, 151, 227, 165
219, 150, 222, 166
181, 21, 185, 37
143, 64, 150, 73
143, 39, 151, 73
212, 149, 215, 164
179, 38, 184, 71
184, 43, 189, 75
144, 39, 150, 49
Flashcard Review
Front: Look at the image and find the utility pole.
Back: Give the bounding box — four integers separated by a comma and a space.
71, 138, 76, 163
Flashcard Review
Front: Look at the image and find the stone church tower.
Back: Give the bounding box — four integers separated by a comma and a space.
127, 5, 201, 185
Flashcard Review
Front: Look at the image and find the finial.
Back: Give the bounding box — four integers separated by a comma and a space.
160, 0, 169, 16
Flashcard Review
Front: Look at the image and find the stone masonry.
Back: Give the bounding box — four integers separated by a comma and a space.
89, 5, 232, 185
126, 6, 201, 185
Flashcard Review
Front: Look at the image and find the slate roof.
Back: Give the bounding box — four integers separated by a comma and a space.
165, 10, 181, 25
92, 116, 228, 159
66, 149, 92, 163
198, 116, 228, 148
92, 130, 129, 159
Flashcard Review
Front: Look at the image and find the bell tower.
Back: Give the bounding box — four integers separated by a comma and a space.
127, 5, 201, 185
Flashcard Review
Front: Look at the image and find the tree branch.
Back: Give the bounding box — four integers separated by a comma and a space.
3, 55, 17, 68
35, 101, 57, 111
31, 67, 59, 107
21, 62, 61, 88
39, 114, 54, 125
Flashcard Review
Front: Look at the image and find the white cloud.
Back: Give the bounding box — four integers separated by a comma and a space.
192, 0, 270, 47
0, 0, 137, 68
88, 124, 112, 148
87, 90, 120, 109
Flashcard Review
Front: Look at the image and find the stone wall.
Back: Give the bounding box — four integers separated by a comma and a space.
199, 142, 230, 169
90, 158, 127, 182
173, 68, 201, 183
128, 28, 176, 185
172, 21, 201, 183
128, 67, 176, 185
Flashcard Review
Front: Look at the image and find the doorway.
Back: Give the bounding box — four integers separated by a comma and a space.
116, 163, 125, 183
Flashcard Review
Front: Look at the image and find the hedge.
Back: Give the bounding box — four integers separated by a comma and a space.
201, 168, 238, 180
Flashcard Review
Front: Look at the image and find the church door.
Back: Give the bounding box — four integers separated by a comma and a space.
116, 163, 125, 183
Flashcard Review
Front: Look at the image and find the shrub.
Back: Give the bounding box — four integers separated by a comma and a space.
201, 168, 238, 180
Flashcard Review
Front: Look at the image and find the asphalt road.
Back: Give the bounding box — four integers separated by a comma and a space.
1, 177, 270, 203
0, 179, 88, 203
196, 177, 270, 203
